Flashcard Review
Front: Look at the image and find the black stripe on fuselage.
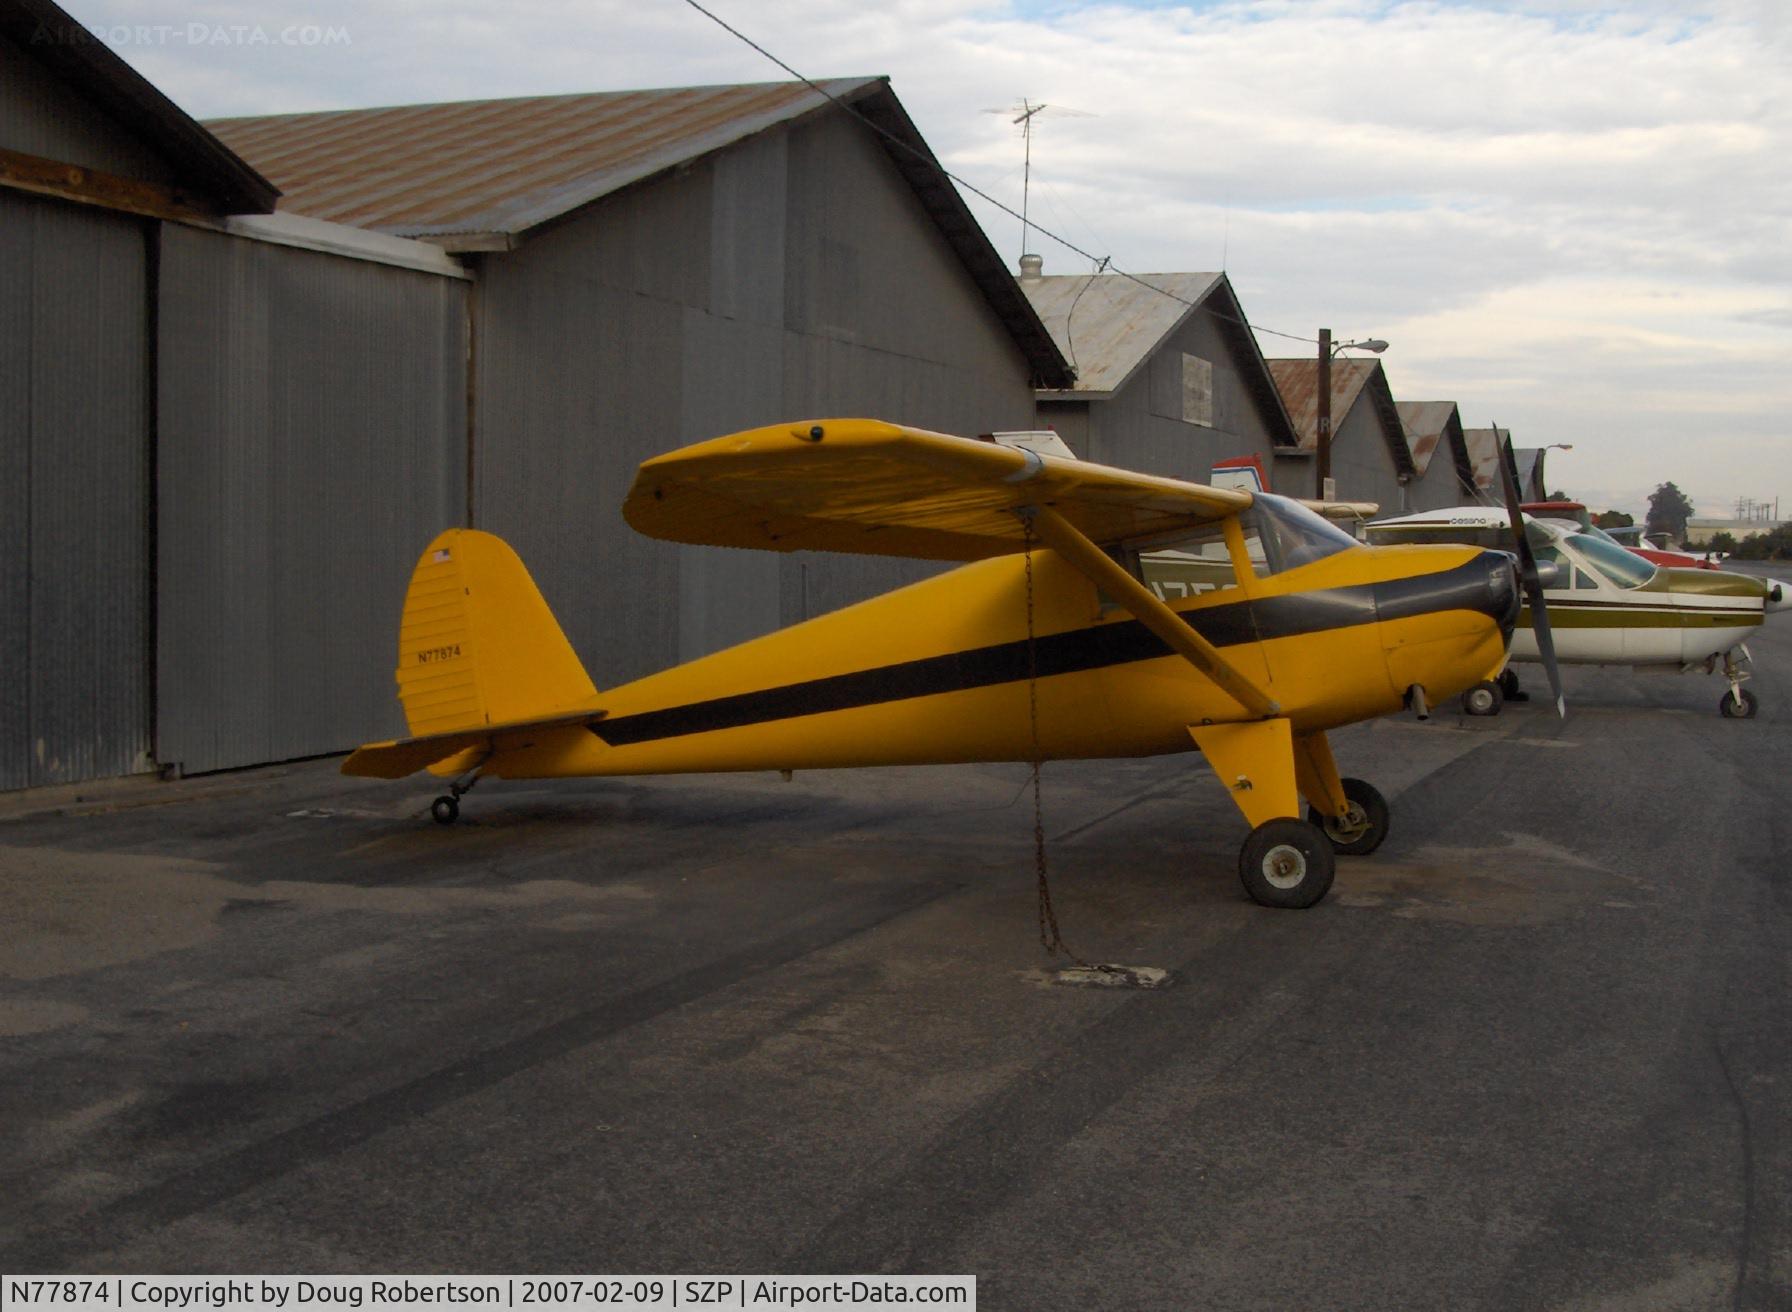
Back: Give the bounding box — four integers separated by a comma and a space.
590, 555, 1504, 747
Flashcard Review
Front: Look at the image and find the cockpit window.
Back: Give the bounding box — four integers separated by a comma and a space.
1135, 522, 1238, 601
1571, 532, 1657, 589
1250, 494, 1360, 573
1126, 496, 1360, 603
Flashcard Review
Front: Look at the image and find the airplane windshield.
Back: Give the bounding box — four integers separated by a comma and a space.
1571, 532, 1657, 589
1252, 494, 1360, 572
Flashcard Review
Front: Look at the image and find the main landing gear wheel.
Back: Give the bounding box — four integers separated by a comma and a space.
1462, 681, 1503, 716
1239, 819, 1336, 910
1306, 778, 1390, 857
1720, 687, 1759, 719
431, 796, 460, 825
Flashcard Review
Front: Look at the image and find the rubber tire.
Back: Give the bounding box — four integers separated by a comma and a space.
1306, 777, 1390, 857
1462, 681, 1503, 716
431, 795, 460, 825
1239, 819, 1336, 910
1497, 668, 1529, 702
1719, 688, 1759, 719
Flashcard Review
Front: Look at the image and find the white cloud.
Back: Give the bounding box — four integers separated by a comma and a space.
69, 0, 1792, 515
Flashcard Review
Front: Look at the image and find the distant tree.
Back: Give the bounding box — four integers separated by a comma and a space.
1593, 510, 1635, 530
1547, 489, 1568, 502
1733, 525, 1792, 561
1645, 482, 1694, 543
1708, 531, 1739, 554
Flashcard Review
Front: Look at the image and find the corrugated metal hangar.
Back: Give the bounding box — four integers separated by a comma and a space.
2, 0, 1489, 791
206, 83, 1072, 691
1265, 357, 1414, 513
1019, 265, 1299, 478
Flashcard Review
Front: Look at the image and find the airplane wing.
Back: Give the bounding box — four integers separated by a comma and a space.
1300, 499, 1380, 524
622, 419, 1252, 561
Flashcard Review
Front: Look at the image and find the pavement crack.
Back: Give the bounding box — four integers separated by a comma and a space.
1, 879, 958, 1271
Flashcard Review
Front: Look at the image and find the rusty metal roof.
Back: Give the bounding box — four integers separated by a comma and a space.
207, 78, 1073, 387
1461, 427, 1511, 492
206, 79, 881, 242
1267, 357, 1414, 476
1395, 400, 1457, 477
1020, 271, 1221, 394
1021, 269, 1298, 445
1265, 358, 1373, 450
2, 0, 276, 212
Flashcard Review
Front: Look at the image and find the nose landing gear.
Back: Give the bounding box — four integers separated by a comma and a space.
1715, 648, 1758, 718
1462, 680, 1503, 716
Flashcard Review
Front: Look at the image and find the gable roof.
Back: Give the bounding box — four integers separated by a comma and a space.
1395, 399, 1476, 497
1394, 401, 1454, 477
1464, 431, 1545, 499
208, 80, 876, 241
1513, 447, 1550, 500
1021, 271, 1220, 394
208, 78, 1072, 388
1461, 426, 1511, 495
1266, 357, 1415, 477
1019, 270, 1298, 446
1, 0, 275, 213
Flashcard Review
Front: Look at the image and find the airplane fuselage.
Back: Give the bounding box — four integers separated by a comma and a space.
1511, 566, 1775, 668
482, 542, 1516, 781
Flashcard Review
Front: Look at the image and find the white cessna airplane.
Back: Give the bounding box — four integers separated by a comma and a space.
1366, 506, 1790, 718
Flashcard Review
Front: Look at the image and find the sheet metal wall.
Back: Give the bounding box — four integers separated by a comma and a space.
474, 113, 1039, 689
1408, 446, 1474, 512
1321, 403, 1407, 513
1271, 405, 1406, 510
1044, 308, 1282, 484
0, 189, 153, 791
156, 224, 466, 774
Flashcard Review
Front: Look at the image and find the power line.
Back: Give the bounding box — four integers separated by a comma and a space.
674, 0, 1320, 349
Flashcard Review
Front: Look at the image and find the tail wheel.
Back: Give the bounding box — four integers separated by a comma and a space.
1462, 681, 1503, 716
431, 796, 460, 824
1720, 688, 1759, 719
1306, 778, 1390, 857
1239, 819, 1336, 910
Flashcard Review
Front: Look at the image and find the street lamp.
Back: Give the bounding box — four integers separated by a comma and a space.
1316, 331, 1389, 499
1537, 443, 1574, 500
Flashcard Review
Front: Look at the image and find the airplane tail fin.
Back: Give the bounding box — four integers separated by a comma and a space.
394, 529, 599, 739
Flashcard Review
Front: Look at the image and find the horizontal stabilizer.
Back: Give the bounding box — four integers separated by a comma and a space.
341, 710, 606, 779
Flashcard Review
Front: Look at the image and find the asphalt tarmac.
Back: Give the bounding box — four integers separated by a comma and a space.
1, 620, 1787, 1309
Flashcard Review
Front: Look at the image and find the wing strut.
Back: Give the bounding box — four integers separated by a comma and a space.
1024, 506, 1280, 718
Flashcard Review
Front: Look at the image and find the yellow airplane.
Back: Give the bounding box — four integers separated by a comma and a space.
343, 419, 1529, 909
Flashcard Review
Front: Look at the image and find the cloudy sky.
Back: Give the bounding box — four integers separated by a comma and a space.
82, 0, 1792, 519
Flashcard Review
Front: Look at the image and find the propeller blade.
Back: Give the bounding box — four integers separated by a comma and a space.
1497, 433, 1566, 717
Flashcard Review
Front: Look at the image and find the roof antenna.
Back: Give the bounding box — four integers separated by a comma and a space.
983, 98, 1095, 264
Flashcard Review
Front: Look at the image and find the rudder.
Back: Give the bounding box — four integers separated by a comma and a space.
396, 529, 599, 738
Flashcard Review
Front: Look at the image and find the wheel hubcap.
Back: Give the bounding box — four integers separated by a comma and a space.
1328, 803, 1369, 842
1262, 843, 1307, 889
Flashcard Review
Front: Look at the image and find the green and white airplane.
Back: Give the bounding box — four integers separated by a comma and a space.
1366, 506, 1790, 718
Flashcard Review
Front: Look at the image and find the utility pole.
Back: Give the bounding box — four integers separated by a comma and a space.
1315, 328, 1332, 500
